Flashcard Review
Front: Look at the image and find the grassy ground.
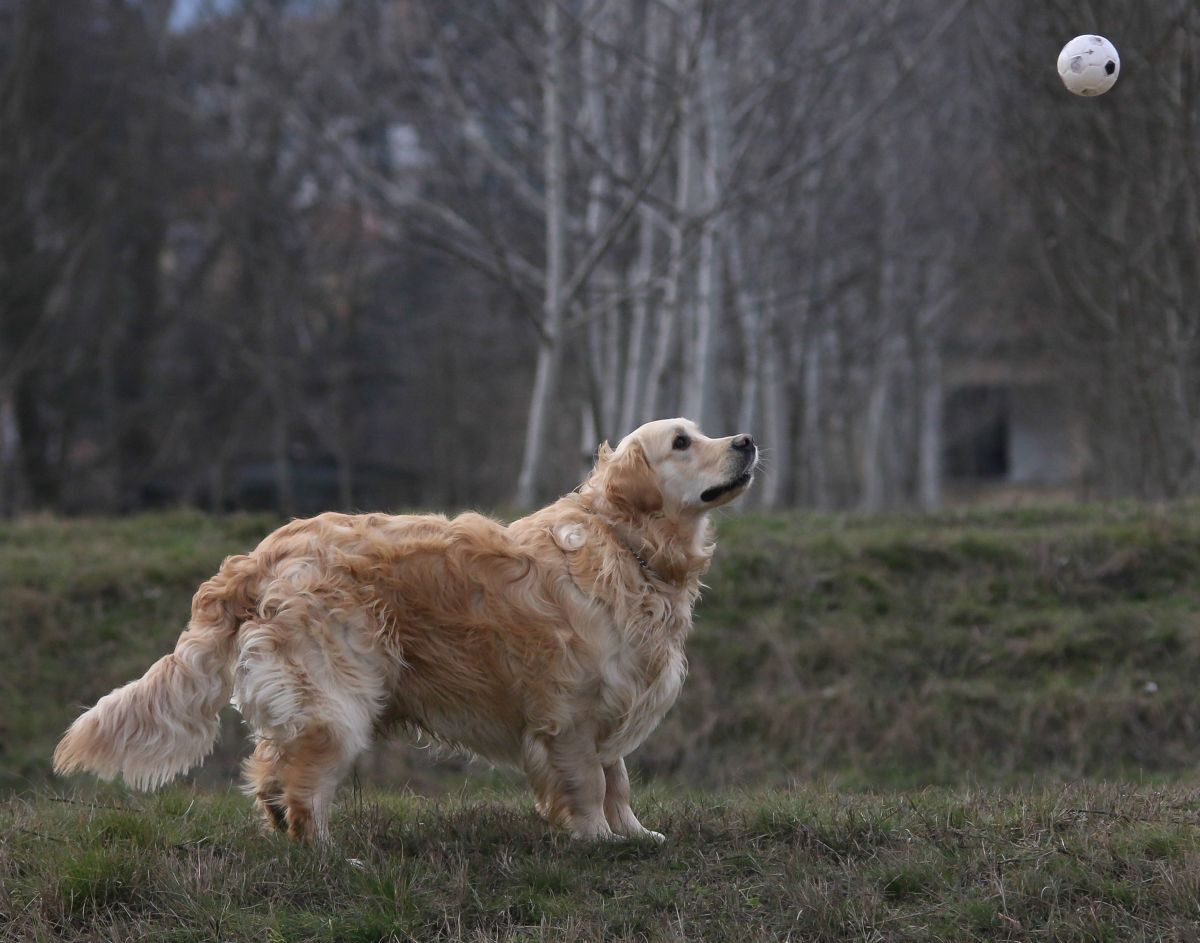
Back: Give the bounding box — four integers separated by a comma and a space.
6, 504, 1200, 939
5, 781, 1200, 941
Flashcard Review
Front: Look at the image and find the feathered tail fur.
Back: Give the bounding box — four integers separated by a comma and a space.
53, 555, 255, 790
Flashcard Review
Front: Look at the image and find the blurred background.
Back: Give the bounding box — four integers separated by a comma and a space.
2, 0, 1197, 518
5, 0, 1200, 800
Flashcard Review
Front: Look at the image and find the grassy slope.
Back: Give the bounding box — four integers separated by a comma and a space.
6, 503, 1200, 790
683, 502, 1200, 788
1, 512, 275, 791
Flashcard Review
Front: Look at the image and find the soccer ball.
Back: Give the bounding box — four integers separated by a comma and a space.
1057, 35, 1120, 96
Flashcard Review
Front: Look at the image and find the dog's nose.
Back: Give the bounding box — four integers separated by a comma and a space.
732, 434, 756, 453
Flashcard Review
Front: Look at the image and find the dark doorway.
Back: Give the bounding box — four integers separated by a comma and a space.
944, 386, 1009, 480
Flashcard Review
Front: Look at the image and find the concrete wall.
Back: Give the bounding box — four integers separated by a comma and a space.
1007, 384, 1082, 485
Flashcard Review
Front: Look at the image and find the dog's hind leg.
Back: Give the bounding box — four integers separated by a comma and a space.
273, 722, 358, 842
244, 718, 370, 842
234, 617, 383, 843
243, 740, 287, 832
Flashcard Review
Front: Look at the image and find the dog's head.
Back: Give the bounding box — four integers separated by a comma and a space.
594, 418, 758, 519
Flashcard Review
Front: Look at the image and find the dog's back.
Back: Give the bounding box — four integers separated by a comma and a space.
56, 508, 591, 840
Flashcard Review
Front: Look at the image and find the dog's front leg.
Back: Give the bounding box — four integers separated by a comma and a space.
603, 757, 665, 842
522, 732, 614, 840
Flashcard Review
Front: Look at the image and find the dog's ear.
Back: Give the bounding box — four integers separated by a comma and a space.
602, 440, 663, 516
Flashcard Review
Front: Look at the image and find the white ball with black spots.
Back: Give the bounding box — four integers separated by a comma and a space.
1057, 35, 1120, 97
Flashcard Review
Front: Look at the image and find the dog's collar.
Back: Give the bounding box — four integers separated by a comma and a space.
580, 508, 668, 584
622, 539, 655, 574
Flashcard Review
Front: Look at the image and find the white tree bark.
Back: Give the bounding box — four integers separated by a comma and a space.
860, 129, 904, 513
759, 319, 790, 509
515, 0, 567, 508
683, 30, 723, 427
619, 203, 656, 436
642, 3, 697, 422
728, 233, 761, 435
777, 162, 824, 506
616, 1, 667, 438
860, 324, 899, 513
803, 330, 829, 509
916, 337, 943, 510
581, 0, 620, 441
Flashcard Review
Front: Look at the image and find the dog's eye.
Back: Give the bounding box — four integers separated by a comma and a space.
672, 434, 691, 451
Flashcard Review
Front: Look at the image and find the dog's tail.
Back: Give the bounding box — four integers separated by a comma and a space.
53, 554, 259, 790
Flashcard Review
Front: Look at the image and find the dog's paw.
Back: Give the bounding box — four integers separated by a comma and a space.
571, 827, 620, 842
613, 826, 666, 843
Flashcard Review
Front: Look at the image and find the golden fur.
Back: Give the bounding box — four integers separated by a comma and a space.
54, 419, 758, 842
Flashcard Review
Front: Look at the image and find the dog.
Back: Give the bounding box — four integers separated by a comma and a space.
54, 418, 757, 842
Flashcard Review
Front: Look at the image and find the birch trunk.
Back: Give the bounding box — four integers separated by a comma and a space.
759, 321, 790, 508
916, 338, 943, 510
581, 0, 619, 441
860, 137, 903, 512
914, 255, 953, 510
802, 334, 828, 508
641, 5, 695, 422
860, 331, 898, 513
729, 236, 761, 435
515, 0, 567, 508
619, 204, 655, 436
779, 164, 825, 505
683, 30, 723, 427
618, 1, 665, 436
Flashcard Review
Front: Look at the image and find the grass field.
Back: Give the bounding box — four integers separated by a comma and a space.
6, 782, 1200, 941
5, 504, 1200, 940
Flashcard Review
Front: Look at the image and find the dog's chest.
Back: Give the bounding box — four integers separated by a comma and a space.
594, 623, 688, 762
547, 519, 697, 759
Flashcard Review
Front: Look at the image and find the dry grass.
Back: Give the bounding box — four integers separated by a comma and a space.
7, 505, 1200, 939
5, 782, 1200, 941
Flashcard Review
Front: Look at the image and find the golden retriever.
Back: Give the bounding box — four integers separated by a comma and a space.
54, 418, 758, 842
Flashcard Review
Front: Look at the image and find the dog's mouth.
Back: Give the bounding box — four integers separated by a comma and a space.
700, 470, 754, 504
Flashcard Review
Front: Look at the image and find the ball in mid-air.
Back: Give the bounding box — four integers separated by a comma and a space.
1057, 35, 1120, 96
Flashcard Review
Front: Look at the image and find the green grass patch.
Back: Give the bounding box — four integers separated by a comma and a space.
7, 784, 1200, 941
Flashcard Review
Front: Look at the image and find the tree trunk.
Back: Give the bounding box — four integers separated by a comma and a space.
515, 0, 567, 508
683, 30, 723, 427
916, 338, 943, 510
861, 136, 904, 513
803, 333, 828, 508
861, 333, 899, 513
113, 207, 164, 511
642, 3, 696, 421
727, 235, 761, 435
617, 3, 664, 437
759, 323, 790, 508
619, 205, 655, 436
581, 0, 619, 442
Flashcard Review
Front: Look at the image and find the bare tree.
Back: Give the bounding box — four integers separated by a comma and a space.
5, 0, 1197, 517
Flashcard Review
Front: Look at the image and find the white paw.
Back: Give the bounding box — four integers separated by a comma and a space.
618, 826, 665, 843
570, 825, 620, 841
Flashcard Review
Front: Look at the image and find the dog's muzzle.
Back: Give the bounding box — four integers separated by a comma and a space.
700, 436, 758, 504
